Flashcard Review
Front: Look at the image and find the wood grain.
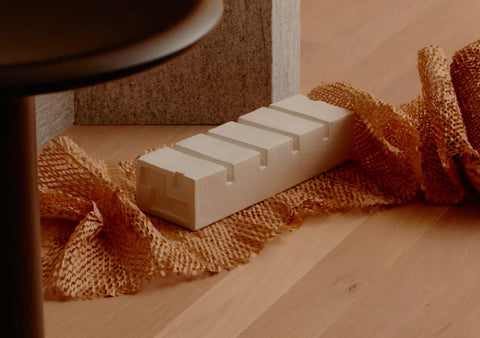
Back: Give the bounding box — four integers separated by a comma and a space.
44, 0, 480, 337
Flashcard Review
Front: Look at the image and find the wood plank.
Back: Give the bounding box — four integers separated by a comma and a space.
242, 201, 449, 337
318, 196, 480, 338
44, 273, 226, 338
300, 0, 480, 104
156, 213, 367, 337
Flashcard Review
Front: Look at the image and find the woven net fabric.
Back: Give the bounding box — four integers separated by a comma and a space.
39, 41, 480, 300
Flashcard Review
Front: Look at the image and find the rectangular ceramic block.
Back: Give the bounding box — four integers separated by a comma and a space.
136, 95, 353, 231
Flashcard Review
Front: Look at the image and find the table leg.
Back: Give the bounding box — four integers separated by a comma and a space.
1, 96, 44, 338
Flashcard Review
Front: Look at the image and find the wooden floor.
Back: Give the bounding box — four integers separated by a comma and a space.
44, 0, 480, 337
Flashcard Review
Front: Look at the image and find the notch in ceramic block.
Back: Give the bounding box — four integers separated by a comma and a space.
173, 171, 185, 188
174, 134, 261, 182
238, 107, 325, 151
270, 94, 352, 140
208, 121, 293, 167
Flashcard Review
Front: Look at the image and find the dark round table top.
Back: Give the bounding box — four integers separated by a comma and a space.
0, 0, 222, 95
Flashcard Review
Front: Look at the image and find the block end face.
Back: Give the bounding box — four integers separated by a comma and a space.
136, 147, 230, 230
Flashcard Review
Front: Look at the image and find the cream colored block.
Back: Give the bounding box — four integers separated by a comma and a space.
136, 95, 354, 231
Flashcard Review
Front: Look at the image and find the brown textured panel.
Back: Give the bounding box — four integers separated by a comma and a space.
74, 0, 273, 125
36, 92, 74, 147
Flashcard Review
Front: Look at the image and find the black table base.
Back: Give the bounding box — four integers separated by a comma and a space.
2, 96, 44, 337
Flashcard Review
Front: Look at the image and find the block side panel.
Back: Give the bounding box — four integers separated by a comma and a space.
272, 0, 300, 102
36, 91, 74, 146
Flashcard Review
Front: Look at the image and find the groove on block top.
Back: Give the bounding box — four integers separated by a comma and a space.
208, 121, 293, 166
270, 94, 351, 139
238, 107, 325, 150
174, 134, 261, 181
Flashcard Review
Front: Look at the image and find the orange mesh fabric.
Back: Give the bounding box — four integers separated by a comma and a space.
39, 41, 480, 299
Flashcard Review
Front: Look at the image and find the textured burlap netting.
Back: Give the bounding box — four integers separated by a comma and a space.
39, 41, 480, 300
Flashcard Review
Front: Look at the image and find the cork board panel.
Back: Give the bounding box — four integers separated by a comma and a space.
36, 91, 74, 146
74, 0, 273, 125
